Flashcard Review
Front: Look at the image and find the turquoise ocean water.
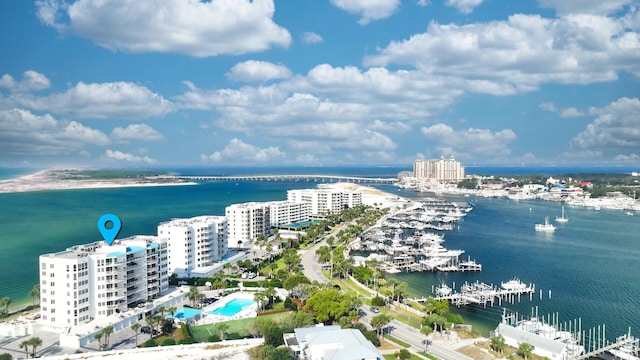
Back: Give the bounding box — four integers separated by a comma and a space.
1, 166, 639, 341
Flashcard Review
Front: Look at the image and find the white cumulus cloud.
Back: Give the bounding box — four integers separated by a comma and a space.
111, 124, 165, 142
365, 12, 640, 94
301, 32, 323, 45
445, 0, 484, 14
0, 109, 109, 155
537, 0, 635, 16
330, 0, 400, 25
227, 60, 292, 83
36, 0, 291, 57
201, 138, 285, 163
15, 81, 173, 119
104, 149, 157, 164
0, 71, 51, 93
570, 97, 640, 157
420, 123, 517, 160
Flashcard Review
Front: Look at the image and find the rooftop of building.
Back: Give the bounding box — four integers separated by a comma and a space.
41, 236, 162, 260
158, 215, 226, 227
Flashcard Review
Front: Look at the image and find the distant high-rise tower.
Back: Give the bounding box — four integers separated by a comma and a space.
413, 155, 465, 182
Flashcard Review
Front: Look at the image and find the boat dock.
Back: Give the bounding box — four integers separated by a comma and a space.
494, 309, 640, 360
429, 279, 536, 307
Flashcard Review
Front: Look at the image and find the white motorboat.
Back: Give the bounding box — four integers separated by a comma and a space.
535, 217, 556, 232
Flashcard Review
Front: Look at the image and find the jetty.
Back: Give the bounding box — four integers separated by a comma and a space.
427, 279, 536, 307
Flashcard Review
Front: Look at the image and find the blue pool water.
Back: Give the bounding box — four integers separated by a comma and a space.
171, 307, 202, 320
209, 298, 255, 317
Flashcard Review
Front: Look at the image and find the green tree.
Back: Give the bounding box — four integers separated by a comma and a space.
518, 342, 533, 360
394, 348, 411, 360
0, 297, 11, 315
145, 315, 160, 338
28, 284, 40, 306
94, 332, 103, 351
18, 340, 29, 358
0, 353, 12, 360
27, 337, 42, 358
370, 314, 392, 339
167, 306, 177, 319
131, 323, 141, 346
98, 326, 114, 350
305, 288, 350, 324
490, 335, 506, 353
217, 323, 229, 340
254, 290, 268, 311
186, 286, 203, 307
283, 274, 310, 290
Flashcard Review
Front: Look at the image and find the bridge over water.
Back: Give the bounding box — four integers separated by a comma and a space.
168, 174, 398, 184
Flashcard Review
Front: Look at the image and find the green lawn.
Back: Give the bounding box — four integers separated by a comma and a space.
190, 312, 291, 342
383, 353, 424, 360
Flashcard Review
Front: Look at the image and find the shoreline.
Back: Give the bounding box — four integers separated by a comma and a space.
0, 169, 197, 194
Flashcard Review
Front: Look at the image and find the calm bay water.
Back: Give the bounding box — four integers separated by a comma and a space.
1, 166, 639, 341
389, 188, 640, 338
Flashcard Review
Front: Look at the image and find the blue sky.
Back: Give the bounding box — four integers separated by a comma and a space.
0, 0, 639, 168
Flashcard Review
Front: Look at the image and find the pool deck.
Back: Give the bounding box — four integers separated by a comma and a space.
197, 292, 258, 325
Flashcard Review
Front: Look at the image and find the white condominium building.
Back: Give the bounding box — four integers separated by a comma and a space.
287, 188, 363, 215
157, 216, 228, 278
39, 236, 168, 328
225, 202, 271, 247
413, 155, 465, 183
268, 200, 311, 226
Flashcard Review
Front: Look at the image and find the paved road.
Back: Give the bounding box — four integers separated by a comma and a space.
300, 239, 330, 284
360, 307, 473, 360
300, 223, 348, 284
299, 222, 474, 360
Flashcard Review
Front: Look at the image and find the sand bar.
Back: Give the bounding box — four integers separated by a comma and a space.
0, 169, 195, 194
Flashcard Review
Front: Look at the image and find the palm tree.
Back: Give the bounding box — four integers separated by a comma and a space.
131, 323, 141, 346
370, 314, 392, 339
19, 340, 29, 358
99, 326, 113, 350
0, 297, 11, 315
490, 335, 506, 353
187, 286, 202, 307
217, 323, 229, 340
30, 337, 42, 358
94, 332, 103, 350
145, 316, 159, 338
29, 284, 40, 306
254, 291, 268, 311
518, 342, 533, 360
157, 306, 166, 318
167, 306, 177, 319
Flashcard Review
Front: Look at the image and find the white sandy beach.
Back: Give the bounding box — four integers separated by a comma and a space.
0, 169, 195, 194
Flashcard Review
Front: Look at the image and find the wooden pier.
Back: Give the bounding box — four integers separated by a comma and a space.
432, 280, 536, 307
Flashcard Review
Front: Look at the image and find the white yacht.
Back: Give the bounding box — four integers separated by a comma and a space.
535, 217, 556, 232
555, 206, 569, 223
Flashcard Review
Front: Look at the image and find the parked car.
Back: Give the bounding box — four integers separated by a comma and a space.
370, 306, 380, 313
140, 326, 152, 334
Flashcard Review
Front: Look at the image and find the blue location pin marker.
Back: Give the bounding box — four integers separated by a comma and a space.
98, 214, 121, 246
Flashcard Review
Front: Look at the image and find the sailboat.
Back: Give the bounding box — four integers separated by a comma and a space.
555, 206, 569, 223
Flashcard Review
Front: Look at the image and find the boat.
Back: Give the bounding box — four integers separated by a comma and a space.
535, 217, 556, 232
435, 283, 452, 297
501, 278, 528, 291
555, 206, 569, 223
626, 211, 634, 216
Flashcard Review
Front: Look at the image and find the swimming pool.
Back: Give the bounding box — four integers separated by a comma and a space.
171, 307, 202, 320
209, 298, 256, 317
